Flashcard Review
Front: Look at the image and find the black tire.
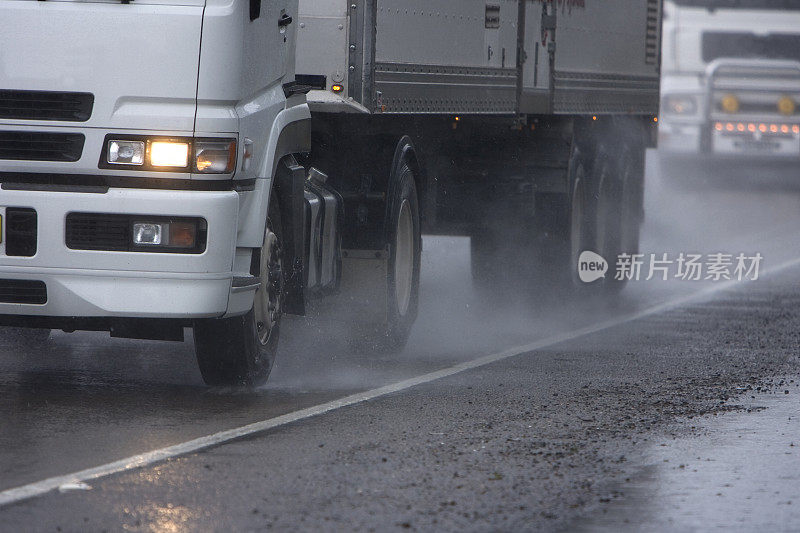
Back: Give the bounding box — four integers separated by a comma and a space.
592, 146, 643, 293
568, 153, 593, 288
193, 195, 284, 387
593, 154, 625, 291
358, 157, 422, 353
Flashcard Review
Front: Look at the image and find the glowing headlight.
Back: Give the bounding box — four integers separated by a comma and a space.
663, 94, 698, 115
101, 135, 236, 173
150, 141, 190, 168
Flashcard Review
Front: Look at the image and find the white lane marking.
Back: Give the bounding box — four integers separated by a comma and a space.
2, 256, 800, 508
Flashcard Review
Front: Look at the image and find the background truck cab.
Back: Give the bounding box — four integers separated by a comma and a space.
658, 0, 800, 180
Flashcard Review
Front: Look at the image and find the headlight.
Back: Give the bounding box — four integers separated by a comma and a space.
150, 141, 190, 168
133, 221, 198, 249
100, 135, 236, 174
194, 139, 236, 173
662, 94, 698, 115
107, 140, 145, 166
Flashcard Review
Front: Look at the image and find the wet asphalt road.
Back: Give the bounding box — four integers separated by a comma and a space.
2, 152, 800, 531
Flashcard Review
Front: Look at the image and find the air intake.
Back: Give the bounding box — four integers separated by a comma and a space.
0, 279, 47, 305
0, 90, 93, 122
0, 131, 84, 162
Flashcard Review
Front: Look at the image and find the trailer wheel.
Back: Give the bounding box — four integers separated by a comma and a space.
568, 154, 592, 287
593, 148, 642, 292
360, 159, 421, 353
193, 196, 284, 387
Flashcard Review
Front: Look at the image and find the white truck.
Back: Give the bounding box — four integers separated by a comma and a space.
659, 0, 800, 178
0, 0, 660, 386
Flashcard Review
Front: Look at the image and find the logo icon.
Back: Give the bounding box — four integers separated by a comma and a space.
578, 251, 608, 283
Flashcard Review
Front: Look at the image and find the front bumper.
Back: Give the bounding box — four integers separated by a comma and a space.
0, 187, 242, 319
659, 120, 800, 172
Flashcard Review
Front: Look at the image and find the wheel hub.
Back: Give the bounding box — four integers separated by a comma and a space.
254, 228, 283, 346
395, 199, 414, 316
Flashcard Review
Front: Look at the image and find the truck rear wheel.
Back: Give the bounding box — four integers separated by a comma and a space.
591, 146, 643, 292
357, 157, 421, 353
193, 196, 284, 387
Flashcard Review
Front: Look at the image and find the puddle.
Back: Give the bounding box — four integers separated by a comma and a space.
570, 384, 800, 532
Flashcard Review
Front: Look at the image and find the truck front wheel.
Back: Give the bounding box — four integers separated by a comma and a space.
193, 196, 284, 387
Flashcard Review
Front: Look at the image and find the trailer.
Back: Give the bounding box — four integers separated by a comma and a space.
296, 0, 660, 308
0, 0, 660, 386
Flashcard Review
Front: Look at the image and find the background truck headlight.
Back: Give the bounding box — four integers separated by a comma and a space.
662, 94, 698, 115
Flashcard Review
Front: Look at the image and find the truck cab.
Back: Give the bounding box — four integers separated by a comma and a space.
658, 0, 800, 179
0, 0, 317, 384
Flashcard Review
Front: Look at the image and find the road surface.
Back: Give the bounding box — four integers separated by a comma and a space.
1, 153, 800, 531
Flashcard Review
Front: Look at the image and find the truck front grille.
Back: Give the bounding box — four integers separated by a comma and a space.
0, 131, 84, 162
703, 32, 800, 64
0, 90, 94, 122
0, 279, 47, 305
5, 208, 38, 257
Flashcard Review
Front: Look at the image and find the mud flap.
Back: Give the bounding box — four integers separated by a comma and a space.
307, 249, 388, 326
273, 157, 307, 315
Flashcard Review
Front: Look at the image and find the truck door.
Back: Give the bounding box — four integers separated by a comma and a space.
234, 0, 297, 186
246, 0, 295, 87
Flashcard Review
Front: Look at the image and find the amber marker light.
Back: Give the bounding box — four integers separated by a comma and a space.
721, 94, 740, 114
777, 96, 796, 116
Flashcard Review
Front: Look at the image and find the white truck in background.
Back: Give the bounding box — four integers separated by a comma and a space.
0, 0, 660, 386
658, 0, 800, 178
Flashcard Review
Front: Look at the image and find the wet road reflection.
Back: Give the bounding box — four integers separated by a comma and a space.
571, 389, 800, 532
